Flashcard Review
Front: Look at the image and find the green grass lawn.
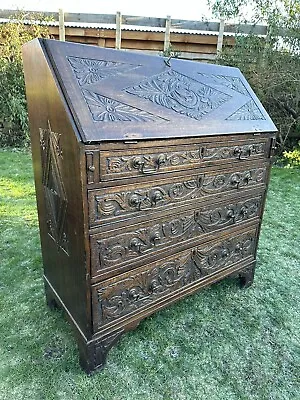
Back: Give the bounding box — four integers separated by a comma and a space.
0, 149, 299, 400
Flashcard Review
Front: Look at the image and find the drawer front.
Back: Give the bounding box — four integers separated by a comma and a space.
90, 191, 263, 279
85, 136, 271, 184
88, 164, 268, 228
92, 226, 258, 330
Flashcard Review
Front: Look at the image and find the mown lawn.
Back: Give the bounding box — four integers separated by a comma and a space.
0, 149, 299, 400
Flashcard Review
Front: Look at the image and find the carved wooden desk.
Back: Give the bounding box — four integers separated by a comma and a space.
22, 38, 277, 373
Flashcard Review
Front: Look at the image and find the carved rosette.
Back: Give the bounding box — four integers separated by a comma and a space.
96, 231, 256, 325
92, 168, 266, 222
95, 196, 262, 269
39, 121, 69, 255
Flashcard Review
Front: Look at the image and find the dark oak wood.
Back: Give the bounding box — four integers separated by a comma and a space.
22, 38, 276, 373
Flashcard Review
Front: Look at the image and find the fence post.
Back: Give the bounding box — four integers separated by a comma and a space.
217, 18, 225, 54
59, 8, 65, 41
115, 11, 122, 49
164, 15, 171, 53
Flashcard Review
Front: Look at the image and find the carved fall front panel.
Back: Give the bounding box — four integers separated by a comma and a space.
95, 229, 257, 326
66, 54, 268, 126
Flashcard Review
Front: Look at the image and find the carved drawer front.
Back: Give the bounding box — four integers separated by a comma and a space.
85, 137, 270, 184
90, 191, 264, 280
92, 226, 258, 330
88, 164, 268, 228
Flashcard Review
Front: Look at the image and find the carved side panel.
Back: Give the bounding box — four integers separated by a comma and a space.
95, 230, 257, 326
91, 195, 262, 273
39, 121, 69, 255
89, 167, 267, 225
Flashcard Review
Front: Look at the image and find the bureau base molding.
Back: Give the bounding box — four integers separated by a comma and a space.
44, 260, 255, 373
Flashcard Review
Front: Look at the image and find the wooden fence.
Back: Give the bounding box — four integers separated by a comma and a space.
0, 9, 268, 62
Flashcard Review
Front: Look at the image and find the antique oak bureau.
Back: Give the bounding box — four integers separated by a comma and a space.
22, 38, 276, 373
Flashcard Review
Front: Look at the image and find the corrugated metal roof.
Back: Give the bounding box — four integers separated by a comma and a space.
0, 17, 238, 36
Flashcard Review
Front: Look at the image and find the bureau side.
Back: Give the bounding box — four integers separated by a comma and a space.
22, 39, 92, 340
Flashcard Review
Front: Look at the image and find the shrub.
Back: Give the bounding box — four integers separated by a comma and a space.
218, 38, 300, 154
209, 0, 300, 155
0, 12, 51, 147
283, 143, 300, 168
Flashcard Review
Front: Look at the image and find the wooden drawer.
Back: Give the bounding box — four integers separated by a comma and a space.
92, 225, 258, 331
87, 163, 268, 228
85, 135, 271, 185
90, 190, 264, 280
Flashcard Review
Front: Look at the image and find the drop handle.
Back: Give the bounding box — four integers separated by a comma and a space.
155, 154, 167, 170
88, 165, 95, 172
234, 146, 251, 160
132, 156, 145, 171
227, 209, 235, 220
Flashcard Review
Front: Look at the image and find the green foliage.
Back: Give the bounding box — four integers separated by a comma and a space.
283, 142, 300, 168
0, 12, 51, 147
208, 0, 300, 155
0, 149, 300, 399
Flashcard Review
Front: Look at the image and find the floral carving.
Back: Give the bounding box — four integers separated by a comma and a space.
91, 168, 266, 222
199, 73, 250, 96
96, 231, 256, 324
204, 142, 266, 160
67, 56, 138, 85
82, 89, 165, 122
104, 143, 266, 177
106, 148, 203, 175
125, 70, 231, 120
94, 196, 261, 269
226, 100, 265, 121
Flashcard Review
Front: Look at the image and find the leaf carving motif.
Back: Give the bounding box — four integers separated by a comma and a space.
68, 56, 138, 85
97, 231, 256, 324
93, 168, 265, 221
125, 70, 231, 120
82, 89, 165, 122
198, 73, 250, 96
226, 100, 265, 121
96, 196, 261, 269
105, 143, 266, 176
